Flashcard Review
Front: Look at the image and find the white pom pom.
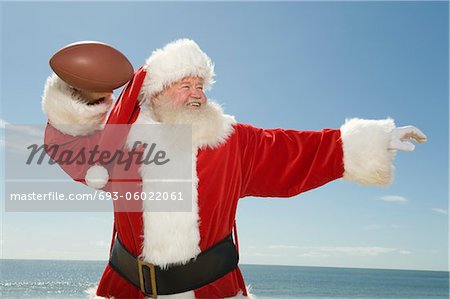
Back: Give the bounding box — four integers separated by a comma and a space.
85, 165, 109, 189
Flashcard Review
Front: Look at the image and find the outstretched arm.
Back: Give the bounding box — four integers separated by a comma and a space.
238, 118, 426, 198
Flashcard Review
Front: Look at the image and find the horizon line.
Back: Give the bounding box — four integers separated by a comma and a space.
1, 258, 448, 273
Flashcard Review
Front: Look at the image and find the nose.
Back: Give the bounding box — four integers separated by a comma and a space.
190, 88, 202, 98
190, 88, 206, 103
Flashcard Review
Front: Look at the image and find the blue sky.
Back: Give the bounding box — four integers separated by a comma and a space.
0, 1, 448, 271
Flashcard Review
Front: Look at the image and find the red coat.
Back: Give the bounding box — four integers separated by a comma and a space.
45, 119, 344, 298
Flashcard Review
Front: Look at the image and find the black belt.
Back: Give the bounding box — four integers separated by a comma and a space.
109, 234, 239, 298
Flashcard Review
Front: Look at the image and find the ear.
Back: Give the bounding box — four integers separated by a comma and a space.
151, 94, 159, 105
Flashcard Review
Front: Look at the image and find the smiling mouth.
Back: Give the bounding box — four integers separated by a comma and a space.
186, 101, 202, 108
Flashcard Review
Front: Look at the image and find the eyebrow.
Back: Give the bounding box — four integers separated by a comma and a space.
179, 80, 204, 85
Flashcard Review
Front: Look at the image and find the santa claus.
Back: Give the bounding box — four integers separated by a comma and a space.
41, 39, 426, 298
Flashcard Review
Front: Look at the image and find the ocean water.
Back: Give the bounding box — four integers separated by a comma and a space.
0, 260, 448, 298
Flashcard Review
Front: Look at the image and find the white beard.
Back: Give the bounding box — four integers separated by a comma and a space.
148, 99, 236, 149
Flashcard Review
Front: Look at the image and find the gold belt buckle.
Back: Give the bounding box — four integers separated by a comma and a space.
138, 259, 157, 298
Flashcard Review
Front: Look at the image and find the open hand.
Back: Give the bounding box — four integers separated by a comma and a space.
389, 126, 427, 152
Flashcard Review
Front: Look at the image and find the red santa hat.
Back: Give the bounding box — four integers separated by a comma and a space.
85, 39, 215, 189
140, 38, 215, 100
84, 66, 147, 189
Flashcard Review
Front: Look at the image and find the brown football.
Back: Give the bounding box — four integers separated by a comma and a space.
49, 41, 134, 92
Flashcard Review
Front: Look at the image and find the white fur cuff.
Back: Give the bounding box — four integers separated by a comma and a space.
41, 74, 112, 136
340, 118, 396, 186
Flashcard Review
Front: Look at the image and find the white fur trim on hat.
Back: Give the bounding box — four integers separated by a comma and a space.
141, 39, 215, 101
42, 74, 113, 136
85, 165, 109, 189
341, 118, 396, 187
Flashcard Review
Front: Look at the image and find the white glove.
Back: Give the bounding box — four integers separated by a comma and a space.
389, 126, 427, 152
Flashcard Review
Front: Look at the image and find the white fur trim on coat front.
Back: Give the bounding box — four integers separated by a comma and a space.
340, 118, 396, 186
141, 39, 215, 101
124, 102, 235, 298
41, 74, 112, 136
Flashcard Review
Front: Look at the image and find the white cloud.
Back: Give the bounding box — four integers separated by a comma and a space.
0, 118, 7, 148
311, 246, 411, 256
268, 245, 300, 249
432, 208, 448, 216
378, 195, 408, 203
266, 244, 411, 257
300, 251, 331, 258
3, 124, 45, 153
242, 252, 284, 258
0, 118, 9, 128
7, 124, 43, 139
18, 247, 108, 260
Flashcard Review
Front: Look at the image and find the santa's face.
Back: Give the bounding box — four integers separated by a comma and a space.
153, 76, 206, 110
146, 76, 225, 145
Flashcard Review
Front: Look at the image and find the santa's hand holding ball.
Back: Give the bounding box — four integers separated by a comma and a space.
42, 39, 426, 299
